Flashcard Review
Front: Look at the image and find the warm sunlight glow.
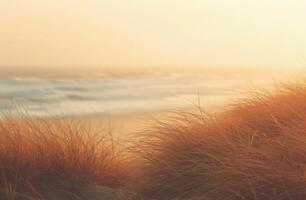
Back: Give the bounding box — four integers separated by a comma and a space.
1, 2, 306, 199
0, 0, 305, 72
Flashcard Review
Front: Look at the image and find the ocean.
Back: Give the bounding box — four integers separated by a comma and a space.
0, 73, 289, 116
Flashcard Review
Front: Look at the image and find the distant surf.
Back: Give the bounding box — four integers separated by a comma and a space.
0, 73, 287, 116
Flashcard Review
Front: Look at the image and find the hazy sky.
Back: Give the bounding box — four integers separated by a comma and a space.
0, 0, 305, 73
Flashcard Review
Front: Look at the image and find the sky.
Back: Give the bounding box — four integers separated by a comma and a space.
0, 0, 305, 73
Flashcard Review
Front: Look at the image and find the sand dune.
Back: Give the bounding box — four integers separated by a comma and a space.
1, 81, 306, 199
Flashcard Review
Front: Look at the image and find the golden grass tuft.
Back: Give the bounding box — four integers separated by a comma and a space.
0, 115, 129, 199
134, 82, 306, 200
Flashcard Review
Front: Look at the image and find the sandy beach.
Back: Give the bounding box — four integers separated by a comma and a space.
58, 110, 178, 139
59, 103, 226, 138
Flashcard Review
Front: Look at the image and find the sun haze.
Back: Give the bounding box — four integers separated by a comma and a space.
0, 0, 305, 74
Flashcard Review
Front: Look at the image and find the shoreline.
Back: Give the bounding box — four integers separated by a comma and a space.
55, 105, 222, 138
0, 104, 228, 139
57, 109, 181, 138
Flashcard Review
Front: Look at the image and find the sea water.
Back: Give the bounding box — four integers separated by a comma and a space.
0, 73, 286, 116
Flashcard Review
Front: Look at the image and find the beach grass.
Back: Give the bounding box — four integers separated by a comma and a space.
0, 115, 129, 199
133, 82, 306, 200
2, 81, 306, 199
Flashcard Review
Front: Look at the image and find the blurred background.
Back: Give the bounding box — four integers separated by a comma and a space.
0, 0, 304, 116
